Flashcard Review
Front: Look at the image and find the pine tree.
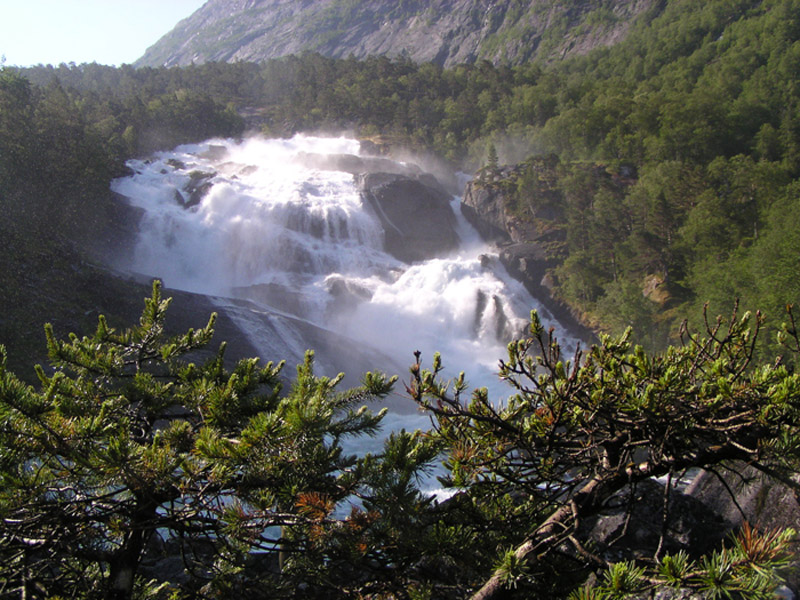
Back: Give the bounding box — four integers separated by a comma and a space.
486, 142, 499, 176
0, 281, 397, 600
410, 306, 800, 599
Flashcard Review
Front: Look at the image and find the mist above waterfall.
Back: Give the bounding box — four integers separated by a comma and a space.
111, 134, 579, 403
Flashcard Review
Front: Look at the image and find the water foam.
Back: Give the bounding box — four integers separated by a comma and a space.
112, 134, 581, 489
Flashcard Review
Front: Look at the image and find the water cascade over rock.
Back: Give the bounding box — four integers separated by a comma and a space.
111, 134, 580, 433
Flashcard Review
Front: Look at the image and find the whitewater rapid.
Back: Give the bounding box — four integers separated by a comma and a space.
111, 134, 580, 444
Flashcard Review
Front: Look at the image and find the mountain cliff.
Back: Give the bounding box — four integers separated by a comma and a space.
135, 0, 660, 68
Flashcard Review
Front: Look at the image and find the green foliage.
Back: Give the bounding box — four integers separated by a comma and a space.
494, 547, 531, 590
599, 561, 647, 598
658, 550, 693, 586
0, 281, 406, 599
577, 525, 796, 598
6, 1, 800, 349
4, 3, 800, 595
0, 62, 243, 247
2, 289, 800, 599
411, 308, 800, 599
0, 68, 33, 189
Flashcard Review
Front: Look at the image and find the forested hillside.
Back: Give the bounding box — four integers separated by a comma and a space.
0, 65, 243, 373
12, 0, 800, 357
3, 0, 800, 598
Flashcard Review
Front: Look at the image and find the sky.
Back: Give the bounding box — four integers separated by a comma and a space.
0, 0, 208, 67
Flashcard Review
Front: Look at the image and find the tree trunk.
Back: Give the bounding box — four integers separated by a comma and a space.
106, 505, 154, 600
470, 444, 754, 600
470, 475, 616, 600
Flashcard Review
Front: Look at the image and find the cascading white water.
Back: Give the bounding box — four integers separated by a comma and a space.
112, 134, 580, 437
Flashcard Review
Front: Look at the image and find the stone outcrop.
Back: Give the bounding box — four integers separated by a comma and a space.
136, 0, 661, 69
579, 471, 799, 598
357, 172, 459, 264
57, 267, 410, 407
581, 478, 728, 562
461, 172, 592, 339
460, 180, 514, 243
85, 191, 144, 268
178, 170, 215, 209
684, 465, 800, 592
295, 152, 418, 178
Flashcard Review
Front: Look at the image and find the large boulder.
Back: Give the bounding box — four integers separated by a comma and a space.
461, 169, 560, 289
460, 179, 514, 243
576, 468, 800, 598
577, 472, 798, 599
500, 241, 559, 303
357, 172, 459, 264
295, 151, 419, 177
580, 478, 728, 563
684, 465, 800, 593
461, 162, 562, 244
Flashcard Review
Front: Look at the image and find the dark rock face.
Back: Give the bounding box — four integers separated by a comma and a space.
499, 242, 556, 302
75, 272, 410, 406
88, 192, 144, 268
685, 465, 800, 593
582, 472, 799, 598
461, 175, 594, 340
204, 292, 409, 402
357, 172, 459, 264
179, 171, 215, 209
136, 0, 660, 69
581, 478, 729, 563
461, 181, 512, 243
462, 168, 562, 242
686, 465, 800, 533
295, 152, 405, 176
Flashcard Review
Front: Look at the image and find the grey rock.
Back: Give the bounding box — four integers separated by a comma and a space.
685, 464, 800, 593
461, 180, 513, 243
294, 151, 419, 177
580, 473, 800, 599
136, 0, 661, 69
177, 170, 215, 209
685, 465, 800, 534
461, 173, 593, 341
581, 479, 728, 563
357, 172, 459, 264
87, 191, 144, 268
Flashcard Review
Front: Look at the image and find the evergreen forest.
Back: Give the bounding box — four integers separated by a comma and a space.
3, 0, 800, 598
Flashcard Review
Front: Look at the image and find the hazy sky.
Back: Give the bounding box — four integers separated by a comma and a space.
0, 0, 208, 67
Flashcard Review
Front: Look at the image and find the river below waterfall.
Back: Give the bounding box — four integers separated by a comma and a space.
111, 134, 581, 459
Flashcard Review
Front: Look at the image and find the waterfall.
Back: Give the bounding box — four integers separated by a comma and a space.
111, 133, 580, 430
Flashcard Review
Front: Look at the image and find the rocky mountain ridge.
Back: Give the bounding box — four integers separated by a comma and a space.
136, 0, 660, 68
